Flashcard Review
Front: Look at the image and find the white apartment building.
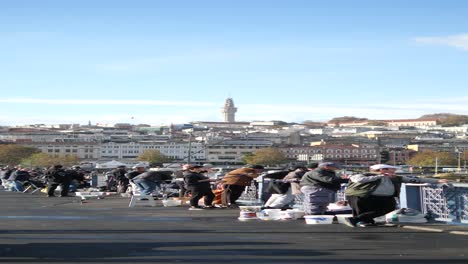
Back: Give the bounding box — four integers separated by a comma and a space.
100, 142, 205, 162
205, 139, 273, 164
25, 142, 101, 160
21, 141, 205, 162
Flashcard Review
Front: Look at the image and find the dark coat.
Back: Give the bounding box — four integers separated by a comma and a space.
300, 168, 348, 191
184, 171, 211, 191
46, 168, 69, 184
125, 171, 143, 180
133, 171, 171, 182
8, 170, 30, 181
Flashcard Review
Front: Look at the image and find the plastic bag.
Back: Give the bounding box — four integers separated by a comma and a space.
385, 208, 427, 223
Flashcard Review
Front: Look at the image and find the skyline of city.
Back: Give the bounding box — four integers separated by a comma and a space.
1, 1, 467, 126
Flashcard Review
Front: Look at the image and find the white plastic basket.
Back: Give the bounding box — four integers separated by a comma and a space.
162, 199, 182, 207
304, 215, 334, 224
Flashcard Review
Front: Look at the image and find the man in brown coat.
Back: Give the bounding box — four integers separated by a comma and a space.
221, 165, 264, 208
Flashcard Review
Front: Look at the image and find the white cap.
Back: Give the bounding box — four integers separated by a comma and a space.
370, 164, 399, 170
132, 163, 147, 169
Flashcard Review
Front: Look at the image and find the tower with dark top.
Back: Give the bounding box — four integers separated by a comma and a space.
221, 97, 237, 122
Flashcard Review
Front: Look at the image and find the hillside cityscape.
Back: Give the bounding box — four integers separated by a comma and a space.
1, 98, 467, 173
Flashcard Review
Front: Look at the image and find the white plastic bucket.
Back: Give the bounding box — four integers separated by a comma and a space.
238, 211, 258, 221
281, 209, 305, 220
262, 209, 282, 220
288, 209, 305, 219
238, 206, 262, 212
280, 210, 295, 220
336, 214, 354, 224
162, 199, 182, 207
304, 215, 335, 224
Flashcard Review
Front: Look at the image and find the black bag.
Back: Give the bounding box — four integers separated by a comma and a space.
265, 180, 290, 194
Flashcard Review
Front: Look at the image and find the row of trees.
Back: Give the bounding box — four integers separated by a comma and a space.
0, 144, 81, 168
0, 144, 290, 168
0, 144, 465, 169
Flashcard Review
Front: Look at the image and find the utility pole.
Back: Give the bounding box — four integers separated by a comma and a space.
187, 133, 192, 164
435, 156, 438, 175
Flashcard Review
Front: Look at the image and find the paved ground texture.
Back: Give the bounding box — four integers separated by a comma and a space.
0, 191, 467, 264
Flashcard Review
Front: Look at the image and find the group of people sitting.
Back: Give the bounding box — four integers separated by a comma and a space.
263, 162, 448, 227
107, 163, 266, 211
0, 165, 89, 197
108, 161, 448, 225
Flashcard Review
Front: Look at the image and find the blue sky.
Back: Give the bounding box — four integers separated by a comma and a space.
1, 0, 467, 126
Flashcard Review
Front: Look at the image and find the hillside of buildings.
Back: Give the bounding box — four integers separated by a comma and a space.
0, 111, 467, 180
326, 113, 468, 127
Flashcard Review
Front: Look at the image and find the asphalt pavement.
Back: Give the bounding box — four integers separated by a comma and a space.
0, 191, 467, 264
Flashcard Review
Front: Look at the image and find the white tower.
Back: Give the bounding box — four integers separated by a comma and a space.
221, 97, 237, 122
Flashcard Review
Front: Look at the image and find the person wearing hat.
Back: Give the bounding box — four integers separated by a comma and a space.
125, 164, 147, 180
342, 164, 448, 227
221, 164, 264, 208
300, 162, 348, 215
183, 165, 216, 210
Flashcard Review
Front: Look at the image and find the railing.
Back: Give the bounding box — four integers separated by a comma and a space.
401, 183, 468, 224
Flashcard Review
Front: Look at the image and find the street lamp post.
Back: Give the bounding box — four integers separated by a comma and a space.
455, 148, 462, 173
187, 133, 192, 164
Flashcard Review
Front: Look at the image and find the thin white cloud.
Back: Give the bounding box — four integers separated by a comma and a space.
415, 34, 468, 51
1, 97, 468, 126
238, 98, 468, 121
0, 98, 216, 107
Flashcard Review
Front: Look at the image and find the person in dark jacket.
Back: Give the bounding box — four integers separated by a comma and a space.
184, 165, 216, 210
342, 164, 447, 227
111, 165, 129, 193
300, 162, 348, 215
46, 165, 70, 197
66, 166, 87, 192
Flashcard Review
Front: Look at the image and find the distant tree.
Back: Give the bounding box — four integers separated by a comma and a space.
0, 144, 39, 166
138, 149, 172, 167
328, 116, 368, 126
419, 113, 468, 126
243, 148, 288, 166
302, 120, 325, 127
407, 150, 457, 167
21, 153, 80, 168
241, 152, 254, 164
441, 115, 468, 126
